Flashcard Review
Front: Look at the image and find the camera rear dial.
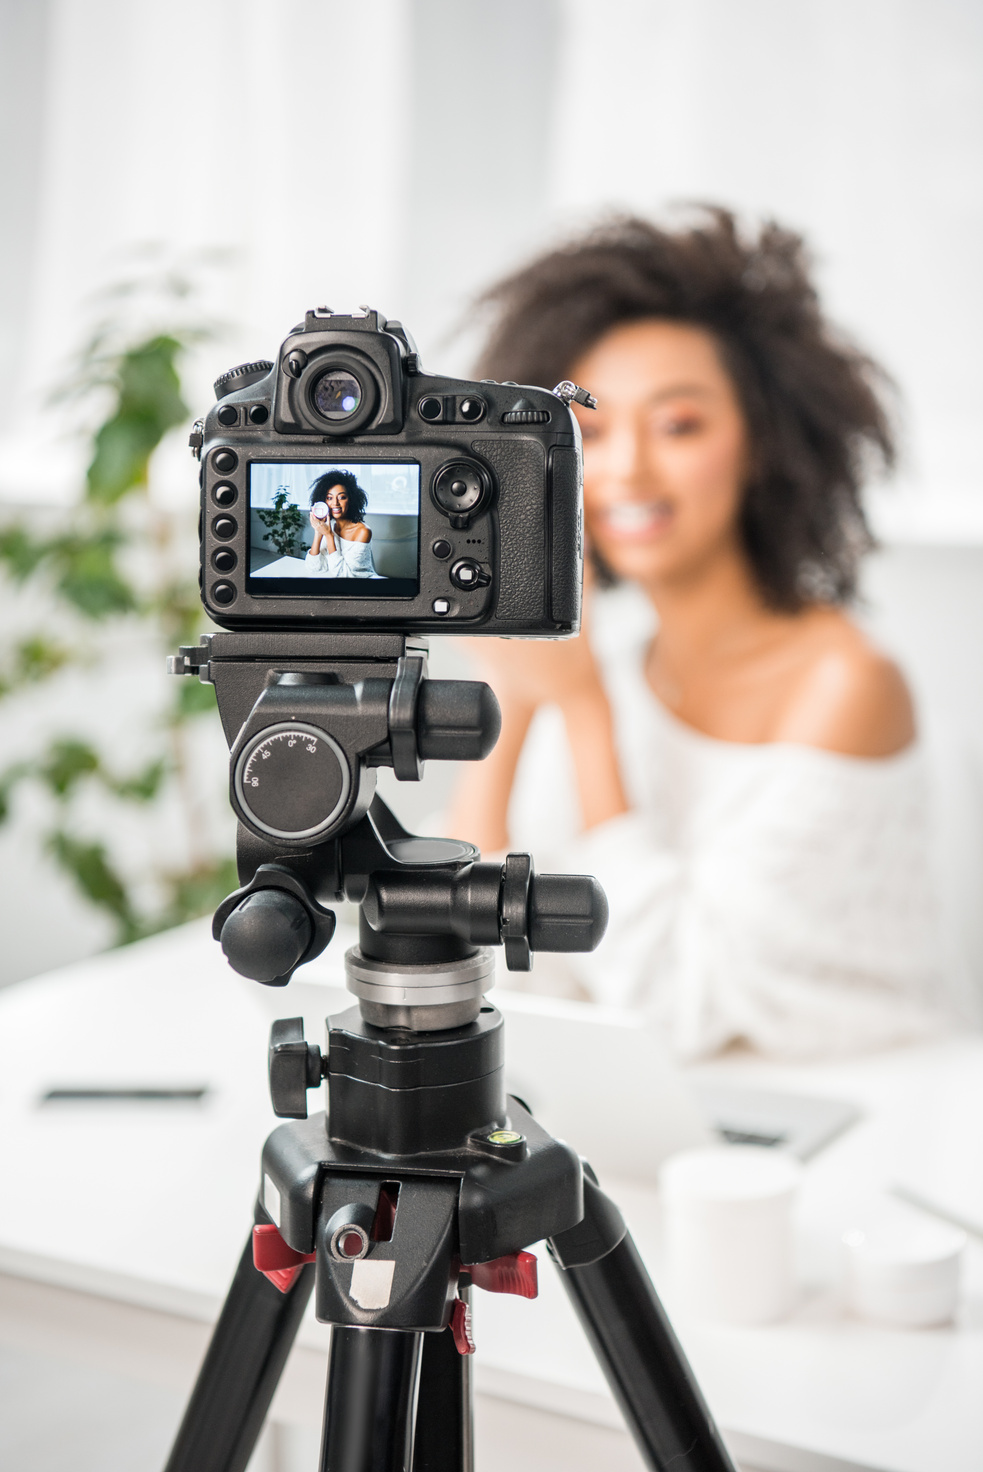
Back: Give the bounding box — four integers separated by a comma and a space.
431, 460, 490, 520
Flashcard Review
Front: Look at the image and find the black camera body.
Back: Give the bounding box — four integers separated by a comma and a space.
195, 307, 584, 637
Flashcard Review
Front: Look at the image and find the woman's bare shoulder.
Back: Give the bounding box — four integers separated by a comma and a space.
775, 609, 916, 757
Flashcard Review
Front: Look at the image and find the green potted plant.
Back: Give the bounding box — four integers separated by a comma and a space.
0, 271, 237, 953
256, 487, 306, 560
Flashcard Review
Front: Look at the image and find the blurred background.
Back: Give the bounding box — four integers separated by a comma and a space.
2, 5, 983, 1469
1, 0, 982, 989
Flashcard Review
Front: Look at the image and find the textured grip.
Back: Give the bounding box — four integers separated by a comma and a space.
548, 444, 583, 627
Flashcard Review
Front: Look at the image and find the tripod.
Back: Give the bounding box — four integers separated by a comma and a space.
164, 631, 737, 1472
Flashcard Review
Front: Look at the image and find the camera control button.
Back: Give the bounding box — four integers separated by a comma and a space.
450, 559, 490, 591
213, 516, 237, 540
217, 405, 238, 427
212, 482, 237, 507
212, 448, 238, 473
211, 547, 237, 573
431, 539, 452, 560
212, 582, 236, 605
458, 396, 485, 422
248, 404, 269, 424
432, 599, 451, 616
418, 396, 443, 422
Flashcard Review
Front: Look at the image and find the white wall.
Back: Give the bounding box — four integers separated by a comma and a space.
545, 0, 983, 542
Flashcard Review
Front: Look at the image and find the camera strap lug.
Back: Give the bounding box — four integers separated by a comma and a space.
552, 380, 597, 410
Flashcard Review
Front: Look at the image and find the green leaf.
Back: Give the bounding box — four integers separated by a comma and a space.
39, 739, 101, 798
0, 525, 48, 581
0, 635, 75, 700
46, 829, 139, 940
52, 533, 137, 618
0, 760, 32, 823
175, 677, 218, 718
85, 335, 188, 504
109, 757, 167, 802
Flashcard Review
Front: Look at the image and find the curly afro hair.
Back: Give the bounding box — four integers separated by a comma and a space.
309, 468, 368, 523
475, 208, 895, 608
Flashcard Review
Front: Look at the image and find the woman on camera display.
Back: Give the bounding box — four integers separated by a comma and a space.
304, 470, 379, 578
451, 209, 945, 1059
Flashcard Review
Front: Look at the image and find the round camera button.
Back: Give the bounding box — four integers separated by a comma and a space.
458, 396, 485, 422
212, 582, 236, 605
212, 482, 237, 507
217, 405, 238, 427
418, 396, 443, 421
212, 448, 238, 473
211, 547, 237, 573
248, 404, 269, 424
432, 539, 452, 560
212, 516, 237, 540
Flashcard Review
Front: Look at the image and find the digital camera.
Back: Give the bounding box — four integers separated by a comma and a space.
192, 307, 586, 636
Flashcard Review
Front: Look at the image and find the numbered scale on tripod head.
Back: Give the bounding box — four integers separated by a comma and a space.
233, 721, 350, 842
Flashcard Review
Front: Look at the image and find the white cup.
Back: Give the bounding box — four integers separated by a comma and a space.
842, 1216, 965, 1327
659, 1145, 802, 1324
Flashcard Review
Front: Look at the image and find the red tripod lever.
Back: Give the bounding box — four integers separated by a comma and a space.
253, 1222, 538, 1356
252, 1223, 315, 1293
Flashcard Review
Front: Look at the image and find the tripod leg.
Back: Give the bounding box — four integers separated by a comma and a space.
164, 1209, 315, 1472
411, 1294, 474, 1472
318, 1326, 423, 1472
549, 1172, 738, 1472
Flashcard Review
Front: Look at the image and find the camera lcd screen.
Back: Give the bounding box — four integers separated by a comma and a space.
247, 461, 420, 598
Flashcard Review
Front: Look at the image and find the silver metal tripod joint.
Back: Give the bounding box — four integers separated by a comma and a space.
344, 946, 495, 1031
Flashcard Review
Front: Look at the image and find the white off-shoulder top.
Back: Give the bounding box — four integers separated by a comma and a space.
305, 535, 379, 578
507, 589, 947, 1059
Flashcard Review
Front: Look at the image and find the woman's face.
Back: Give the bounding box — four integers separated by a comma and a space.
570, 320, 751, 590
325, 485, 349, 519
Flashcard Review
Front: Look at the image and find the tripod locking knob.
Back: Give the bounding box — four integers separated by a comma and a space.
214, 865, 337, 986
269, 1017, 324, 1119
220, 889, 313, 984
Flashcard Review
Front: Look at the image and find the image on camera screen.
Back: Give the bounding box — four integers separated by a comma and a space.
247, 461, 420, 597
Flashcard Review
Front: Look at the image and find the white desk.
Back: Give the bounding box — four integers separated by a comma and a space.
1, 921, 981, 1472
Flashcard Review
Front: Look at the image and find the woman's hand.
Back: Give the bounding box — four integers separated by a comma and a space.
461, 575, 602, 713
449, 574, 628, 845
465, 629, 601, 711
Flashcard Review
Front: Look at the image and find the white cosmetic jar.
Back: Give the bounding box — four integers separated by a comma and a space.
659, 1145, 802, 1325
842, 1217, 965, 1327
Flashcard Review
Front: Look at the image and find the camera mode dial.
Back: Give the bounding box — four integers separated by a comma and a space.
213, 360, 274, 400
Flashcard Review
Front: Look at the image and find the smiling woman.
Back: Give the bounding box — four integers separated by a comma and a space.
449, 210, 947, 1058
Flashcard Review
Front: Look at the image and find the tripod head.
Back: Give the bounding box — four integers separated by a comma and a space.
170, 630, 608, 1036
